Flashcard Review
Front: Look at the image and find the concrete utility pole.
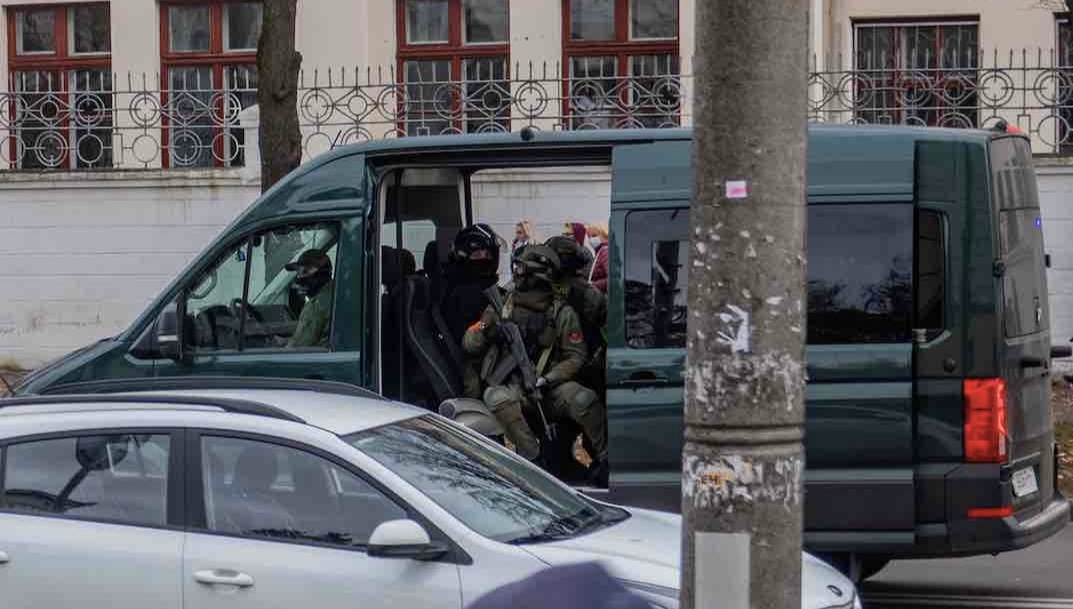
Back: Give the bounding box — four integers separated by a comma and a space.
681, 0, 809, 608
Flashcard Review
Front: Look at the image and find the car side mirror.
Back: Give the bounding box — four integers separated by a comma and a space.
130, 301, 183, 361
367, 519, 447, 561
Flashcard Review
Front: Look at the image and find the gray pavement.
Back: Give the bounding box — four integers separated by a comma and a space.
863, 522, 1073, 608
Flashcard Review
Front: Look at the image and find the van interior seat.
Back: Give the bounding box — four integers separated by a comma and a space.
401, 273, 465, 405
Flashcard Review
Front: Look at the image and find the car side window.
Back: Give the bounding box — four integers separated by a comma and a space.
184, 222, 340, 353
0, 434, 171, 526
200, 436, 407, 548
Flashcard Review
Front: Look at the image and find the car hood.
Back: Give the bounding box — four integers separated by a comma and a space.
521, 508, 856, 609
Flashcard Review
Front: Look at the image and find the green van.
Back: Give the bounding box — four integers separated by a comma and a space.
13, 125, 1069, 577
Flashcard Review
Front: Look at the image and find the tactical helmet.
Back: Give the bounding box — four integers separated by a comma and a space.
285, 249, 332, 296
513, 243, 561, 286
450, 223, 500, 276
544, 235, 587, 277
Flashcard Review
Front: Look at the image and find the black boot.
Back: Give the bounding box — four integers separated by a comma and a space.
587, 457, 609, 488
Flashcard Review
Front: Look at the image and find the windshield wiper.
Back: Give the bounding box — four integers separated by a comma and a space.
507, 508, 605, 545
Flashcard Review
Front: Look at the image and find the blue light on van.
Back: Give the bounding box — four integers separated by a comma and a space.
1036, 216, 1043, 229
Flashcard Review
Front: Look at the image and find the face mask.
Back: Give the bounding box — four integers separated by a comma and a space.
588, 236, 602, 249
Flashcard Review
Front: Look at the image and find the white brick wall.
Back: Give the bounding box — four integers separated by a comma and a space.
0, 171, 259, 367
1037, 163, 1073, 357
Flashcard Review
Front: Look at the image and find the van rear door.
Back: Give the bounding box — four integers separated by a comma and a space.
991, 135, 1054, 518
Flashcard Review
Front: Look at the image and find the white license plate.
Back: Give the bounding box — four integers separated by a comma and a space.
1012, 467, 1039, 498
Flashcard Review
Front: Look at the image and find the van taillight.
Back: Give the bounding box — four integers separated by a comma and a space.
963, 379, 1008, 463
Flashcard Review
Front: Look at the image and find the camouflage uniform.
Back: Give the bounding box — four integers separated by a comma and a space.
286, 280, 334, 348
463, 289, 606, 462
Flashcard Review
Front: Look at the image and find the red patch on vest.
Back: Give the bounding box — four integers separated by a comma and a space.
568, 331, 584, 343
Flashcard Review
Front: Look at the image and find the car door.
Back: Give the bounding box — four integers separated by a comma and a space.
154, 219, 366, 386
0, 430, 183, 609
183, 433, 462, 609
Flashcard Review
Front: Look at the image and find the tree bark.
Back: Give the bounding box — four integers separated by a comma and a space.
681, 0, 809, 608
256, 0, 302, 193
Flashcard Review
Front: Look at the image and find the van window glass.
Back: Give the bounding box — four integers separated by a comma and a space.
991, 137, 1047, 338
624, 208, 689, 349
623, 204, 914, 348
916, 210, 946, 338
808, 204, 914, 344
184, 223, 339, 352
1, 434, 170, 526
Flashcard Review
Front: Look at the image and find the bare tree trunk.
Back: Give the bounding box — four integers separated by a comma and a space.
681, 0, 809, 608
256, 0, 302, 193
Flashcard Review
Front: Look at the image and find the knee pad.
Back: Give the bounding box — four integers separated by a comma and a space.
556, 381, 598, 416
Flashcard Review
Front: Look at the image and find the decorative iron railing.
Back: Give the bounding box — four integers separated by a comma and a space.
9, 52, 1073, 172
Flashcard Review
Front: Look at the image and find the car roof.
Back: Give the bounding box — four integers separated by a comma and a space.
128, 389, 427, 435
2, 382, 429, 436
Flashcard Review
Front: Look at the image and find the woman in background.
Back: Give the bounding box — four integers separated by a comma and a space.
587, 222, 609, 293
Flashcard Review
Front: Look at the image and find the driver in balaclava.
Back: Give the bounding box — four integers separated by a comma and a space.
285, 249, 334, 348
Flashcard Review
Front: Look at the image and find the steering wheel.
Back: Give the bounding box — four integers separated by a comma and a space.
230, 298, 264, 323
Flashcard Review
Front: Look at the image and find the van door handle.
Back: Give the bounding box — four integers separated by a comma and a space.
0, 551, 9, 564
623, 372, 670, 386
194, 569, 254, 587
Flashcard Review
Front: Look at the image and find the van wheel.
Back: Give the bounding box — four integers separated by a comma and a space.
815, 553, 890, 583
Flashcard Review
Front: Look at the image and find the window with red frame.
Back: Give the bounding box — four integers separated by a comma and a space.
160, 1, 261, 168
8, 3, 112, 169
854, 21, 979, 129
563, 0, 680, 129
397, 0, 509, 136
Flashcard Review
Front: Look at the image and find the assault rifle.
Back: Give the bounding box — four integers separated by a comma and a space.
483, 286, 556, 441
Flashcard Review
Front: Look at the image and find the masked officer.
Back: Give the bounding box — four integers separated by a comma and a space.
543, 235, 609, 484
442, 223, 503, 398
285, 249, 334, 348
462, 245, 606, 472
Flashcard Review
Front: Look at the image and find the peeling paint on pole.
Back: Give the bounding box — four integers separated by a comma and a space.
683, 453, 803, 511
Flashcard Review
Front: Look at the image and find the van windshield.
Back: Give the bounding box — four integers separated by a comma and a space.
991, 137, 1048, 338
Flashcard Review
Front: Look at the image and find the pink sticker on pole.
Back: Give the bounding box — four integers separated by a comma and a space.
725, 180, 748, 200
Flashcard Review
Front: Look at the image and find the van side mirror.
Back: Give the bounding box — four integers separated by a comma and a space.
367, 520, 447, 561
130, 301, 183, 361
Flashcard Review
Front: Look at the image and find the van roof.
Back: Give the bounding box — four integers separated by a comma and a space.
312, 123, 996, 165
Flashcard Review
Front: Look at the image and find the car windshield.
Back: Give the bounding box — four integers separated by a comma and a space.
347, 415, 628, 544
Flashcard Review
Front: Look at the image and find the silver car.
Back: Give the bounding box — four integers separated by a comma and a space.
0, 379, 859, 609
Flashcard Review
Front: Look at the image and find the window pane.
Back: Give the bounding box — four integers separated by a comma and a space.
624, 209, 689, 349
630, 0, 676, 39
807, 204, 914, 344
72, 5, 110, 54
224, 65, 258, 167
72, 68, 114, 169
405, 60, 452, 135
464, 0, 507, 43
12, 71, 64, 169
170, 6, 211, 52
571, 0, 614, 41
17, 9, 55, 54
406, 0, 449, 43
185, 239, 248, 351
916, 210, 945, 337
2, 434, 170, 526
569, 56, 617, 129
244, 223, 339, 350
201, 436, 407, 546
168, 66, 214, 168
226, 2, 263, 51
629, 55, 680, 128
463, 56, 509, 133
